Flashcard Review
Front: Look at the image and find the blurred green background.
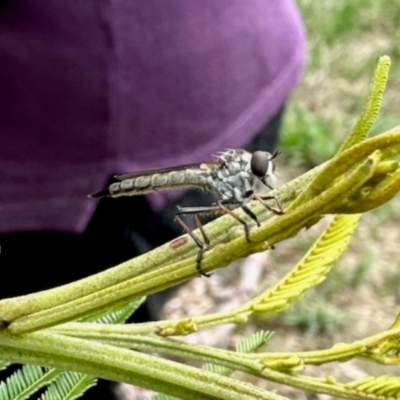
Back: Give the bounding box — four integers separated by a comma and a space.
282, 0, 400, 168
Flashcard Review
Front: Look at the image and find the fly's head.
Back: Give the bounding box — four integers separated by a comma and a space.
250, 150, 279, 191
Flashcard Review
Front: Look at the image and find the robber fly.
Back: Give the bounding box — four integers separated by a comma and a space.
90, 149, 283, 276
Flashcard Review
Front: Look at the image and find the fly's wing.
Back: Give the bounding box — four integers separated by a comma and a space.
114, 161, 218, 180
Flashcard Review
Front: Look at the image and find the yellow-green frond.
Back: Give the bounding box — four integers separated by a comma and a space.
345, 376, 400, 399
251, 214, 361, 314
338, 55, 390, 153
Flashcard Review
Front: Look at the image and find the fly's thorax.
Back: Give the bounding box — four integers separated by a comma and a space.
206, 152, 254, 203
214, 149, 278, 202
219, 149, 252, 174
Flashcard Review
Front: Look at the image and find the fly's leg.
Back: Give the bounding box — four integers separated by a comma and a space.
240, 204, 260, 228
184, 201, 253, 243
176, 201, 254, 276
216, 202, 251, 243
252, 193, 284, 215
250, 193, 282, 252
175, 211, 211, 277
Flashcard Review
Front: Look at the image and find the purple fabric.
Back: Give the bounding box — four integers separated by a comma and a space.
0, 0, 305, 233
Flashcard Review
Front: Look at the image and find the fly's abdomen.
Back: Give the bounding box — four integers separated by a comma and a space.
94, 169, 209, 198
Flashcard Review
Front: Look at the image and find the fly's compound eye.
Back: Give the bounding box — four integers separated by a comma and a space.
250, 151, 273, 178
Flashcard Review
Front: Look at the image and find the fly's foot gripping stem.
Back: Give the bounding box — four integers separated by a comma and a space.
174, 213, 212, 277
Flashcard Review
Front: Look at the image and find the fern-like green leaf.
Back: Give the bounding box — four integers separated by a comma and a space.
39, 372, 97, 400
202, 330, 273, 376
80, 297, 146, 324
345, 375, 400, 398
202, 364, 232, 375
0, 300, 143, 400
0, 365, 55, 400
36, 300, 141, 400
235, 330, 274, 354
251, 214, 361, 314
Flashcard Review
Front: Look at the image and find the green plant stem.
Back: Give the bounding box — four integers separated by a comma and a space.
3, 131, 400, 334
258, 366, 379, 400
0, 331, 284, 400
53, 325, 400, 369
333, 166, 400, 213
47, 323, 399, 399
52, 328, 261, 372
